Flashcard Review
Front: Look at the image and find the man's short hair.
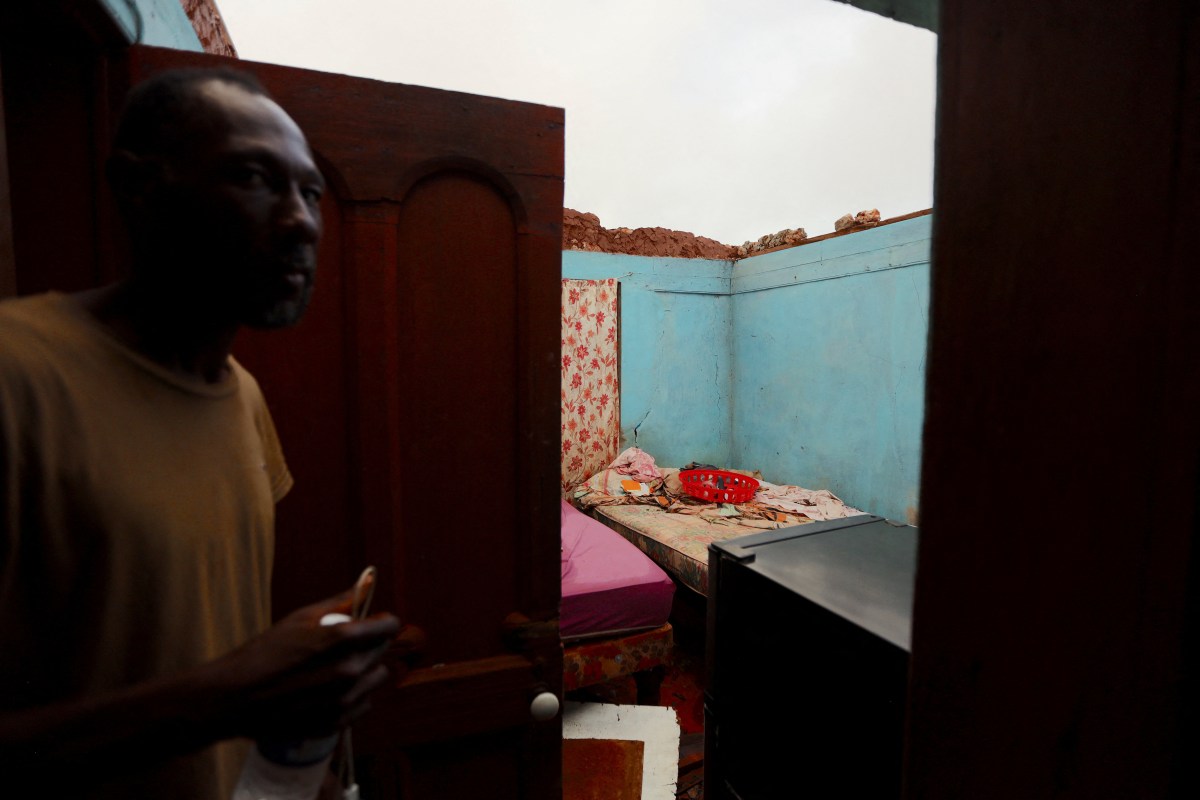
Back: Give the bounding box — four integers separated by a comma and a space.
112, 67, 271, 161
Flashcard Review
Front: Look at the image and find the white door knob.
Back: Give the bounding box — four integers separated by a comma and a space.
530, 691, 560, 721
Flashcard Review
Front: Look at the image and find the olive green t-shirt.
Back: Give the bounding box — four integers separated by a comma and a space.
0, 292, 293, 798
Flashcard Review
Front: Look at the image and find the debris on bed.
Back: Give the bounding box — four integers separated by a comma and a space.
609, 446, 662, 482
571, 447, 862, 528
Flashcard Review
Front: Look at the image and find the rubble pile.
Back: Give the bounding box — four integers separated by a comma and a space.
562, 208, 738, 260
833, 208, 882, 232
735, 227, 808, 258
562, 206, 890, 260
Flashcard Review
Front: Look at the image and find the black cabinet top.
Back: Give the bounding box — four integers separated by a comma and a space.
711, 515, 918, 651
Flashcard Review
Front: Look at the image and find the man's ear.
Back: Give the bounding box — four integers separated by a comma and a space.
106, 149, 168, 208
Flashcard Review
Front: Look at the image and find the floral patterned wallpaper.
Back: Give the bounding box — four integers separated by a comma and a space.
561, 279, 620, 494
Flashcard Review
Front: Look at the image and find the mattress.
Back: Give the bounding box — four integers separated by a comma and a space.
561, 500, 675, 639
592, 504, 783, 596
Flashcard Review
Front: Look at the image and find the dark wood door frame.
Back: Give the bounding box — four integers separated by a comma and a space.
907, 1, 1200, 796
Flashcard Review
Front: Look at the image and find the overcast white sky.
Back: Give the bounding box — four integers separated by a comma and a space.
215, 0, 936, 244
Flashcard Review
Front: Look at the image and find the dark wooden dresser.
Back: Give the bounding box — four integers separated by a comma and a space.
705, 515, 918, 799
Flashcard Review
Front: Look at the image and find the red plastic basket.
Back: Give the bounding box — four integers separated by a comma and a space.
678, 469, 760, 504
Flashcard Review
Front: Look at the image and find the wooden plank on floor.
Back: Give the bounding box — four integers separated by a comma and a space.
563, 739, 644, 800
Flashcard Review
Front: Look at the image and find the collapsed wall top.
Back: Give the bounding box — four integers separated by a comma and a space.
562, 209, 738, 260
562, 207, 905, 260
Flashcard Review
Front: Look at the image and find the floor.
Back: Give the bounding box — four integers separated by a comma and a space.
564, 636, 707, 799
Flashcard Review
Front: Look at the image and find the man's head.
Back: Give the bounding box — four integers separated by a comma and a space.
109, 68, 325, 329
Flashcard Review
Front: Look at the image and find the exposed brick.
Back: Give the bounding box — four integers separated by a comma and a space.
562, 208, 737, 260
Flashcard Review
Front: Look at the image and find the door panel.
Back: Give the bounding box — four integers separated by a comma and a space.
117, 45, 564, 799
394, 171, 519, 664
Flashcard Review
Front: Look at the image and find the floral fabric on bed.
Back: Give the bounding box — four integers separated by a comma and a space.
561, 279, 620, 494
562, 622, 673, 691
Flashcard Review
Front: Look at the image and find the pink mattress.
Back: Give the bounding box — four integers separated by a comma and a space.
561, 500, 675, 640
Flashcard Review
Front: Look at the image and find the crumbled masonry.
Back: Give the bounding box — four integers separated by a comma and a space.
834, 208, 881, 232
563, 208, 885, 260
562, 208, 738, 260
735, 228, 808, 258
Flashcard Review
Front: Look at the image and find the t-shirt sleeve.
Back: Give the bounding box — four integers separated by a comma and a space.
233, 362, 293, 504
257, 401, 293, 503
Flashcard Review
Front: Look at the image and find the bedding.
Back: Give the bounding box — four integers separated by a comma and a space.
572, 448, 865, 596
560, 500, 675, 639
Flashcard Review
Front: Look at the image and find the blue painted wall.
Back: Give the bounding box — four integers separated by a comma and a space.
97, 0, 203, 50
732, 215, 931, 524
562, 214, 931, 524
562, 252, 733, 468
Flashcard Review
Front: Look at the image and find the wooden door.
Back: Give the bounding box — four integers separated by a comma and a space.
116, 46, 564, 799
907, 1, 1200, 797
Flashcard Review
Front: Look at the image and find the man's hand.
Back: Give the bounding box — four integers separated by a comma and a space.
202, 591, 401, 741
0, 591, 401, 790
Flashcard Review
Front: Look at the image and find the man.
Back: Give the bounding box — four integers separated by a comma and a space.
0, 68, 400, 797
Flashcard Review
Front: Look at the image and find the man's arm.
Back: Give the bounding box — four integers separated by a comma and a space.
0, 592, 400, 789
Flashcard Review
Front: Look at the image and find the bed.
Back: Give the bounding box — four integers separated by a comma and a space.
560, 500, 676, 703
587, 504, 779, 597
572, 452, 865, 597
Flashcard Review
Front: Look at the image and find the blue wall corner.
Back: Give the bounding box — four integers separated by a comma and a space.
562, 252, 733, 468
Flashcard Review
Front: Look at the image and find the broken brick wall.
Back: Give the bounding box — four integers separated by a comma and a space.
563, 209, 737, 260
563, 207, 914, 260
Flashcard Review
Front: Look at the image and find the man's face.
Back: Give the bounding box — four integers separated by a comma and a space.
147, 80, 325, 329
